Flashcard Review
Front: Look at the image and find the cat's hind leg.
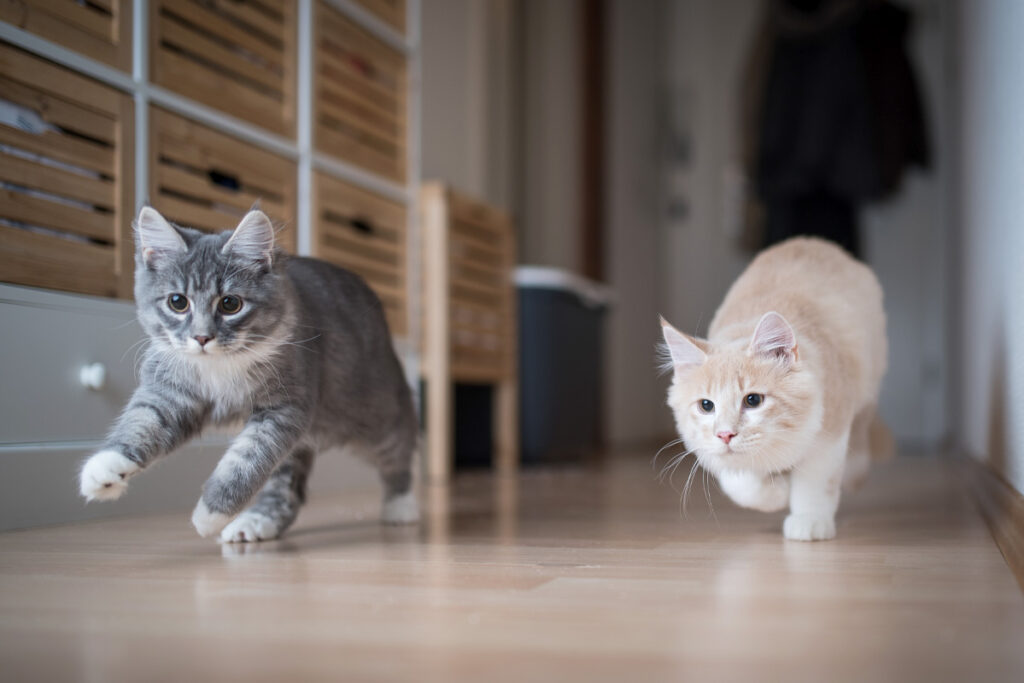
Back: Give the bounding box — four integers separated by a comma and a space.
219, 445, 314, 543
370, 427, 420, 525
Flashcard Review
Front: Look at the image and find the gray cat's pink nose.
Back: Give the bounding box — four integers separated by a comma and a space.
194, 335, 213, 347
716, 430, 735, 445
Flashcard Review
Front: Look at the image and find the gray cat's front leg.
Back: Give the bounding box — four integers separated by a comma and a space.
80, 384, 207, 501
191, 406, 308, 538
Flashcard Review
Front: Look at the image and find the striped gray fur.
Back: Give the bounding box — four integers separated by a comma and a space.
79, 207, 418, 542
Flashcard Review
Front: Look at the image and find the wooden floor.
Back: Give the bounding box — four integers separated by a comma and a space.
1, 450, 1022, 682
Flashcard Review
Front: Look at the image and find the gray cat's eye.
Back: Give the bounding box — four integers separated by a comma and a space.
167, 293, 189, 313
699, 399, 715, 413
218, 295, 243, 315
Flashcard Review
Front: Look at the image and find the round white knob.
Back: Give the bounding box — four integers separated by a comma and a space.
80, 363, 106, 391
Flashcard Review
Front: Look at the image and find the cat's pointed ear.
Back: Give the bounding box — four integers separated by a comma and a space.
135, 206, 186, 268
223, 209, 275, 267
750, 311, 798, 364
660, 316, 707, 372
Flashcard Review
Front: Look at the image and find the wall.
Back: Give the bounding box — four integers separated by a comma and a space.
953, 0, 1024, 494
660, 0, 951, 447
604, 0, 675, 445
420, 0, 520, 209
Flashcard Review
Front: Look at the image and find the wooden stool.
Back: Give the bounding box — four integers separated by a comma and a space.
420, 183, 518, 483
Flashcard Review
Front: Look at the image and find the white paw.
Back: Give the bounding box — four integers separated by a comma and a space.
219, 511, 281, 543
382, 491, 420, 525
191, 499, 233, 538
783, 513, 836, 541
79, 450, 140, 501
718, 470, 789, 512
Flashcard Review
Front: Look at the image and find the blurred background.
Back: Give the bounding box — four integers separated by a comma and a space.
0, 0, 1021, 527
420, 0, 1021, 496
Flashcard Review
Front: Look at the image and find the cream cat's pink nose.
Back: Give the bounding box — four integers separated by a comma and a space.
716, 430, 736, 445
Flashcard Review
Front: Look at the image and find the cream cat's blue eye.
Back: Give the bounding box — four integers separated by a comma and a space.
745, 393, 764, 408
167, 293, 189, 313
700, 399, 715, 413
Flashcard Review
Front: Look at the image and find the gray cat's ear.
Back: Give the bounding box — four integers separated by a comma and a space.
223, 210, 275, 267
135, 206, 186, 268
660, 316, 707, 371
750, 311, 798, 363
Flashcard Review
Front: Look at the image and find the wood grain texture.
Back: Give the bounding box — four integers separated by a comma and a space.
314, 0, 407, 181
0, 453, 1022, 682
969, 455, 1024, 591
419, 184, 519, 482
0, 44, 133, 298
149, 107, 297, 252
150, 0, 297, 137
0, 0, 133, 71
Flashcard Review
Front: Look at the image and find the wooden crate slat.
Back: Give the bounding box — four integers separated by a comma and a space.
317, 64, 402, 126
317, 89, 403, 149
0, 76, 117, 145
0, 154, 115, 208
155, 165, 287, 218
315, 0, 406, 182
0, 225, 118, 297
313, 172, 407, 335
151, 108, 297, 251
0, 42, 121, 116
0, 125, 115, 177
316, 125, 404, 182
0, 0, 131, 70
157, 51, 288, 136
350, 0, 405, 33
158, 0, 284, 67
33, 0, 113, 40
152, 0, 295, 137
159, 15, 283, 94
208, 0, 284, 42
155, 194, 244, 234
319, 52, 402, 112
0, 188, 115, 242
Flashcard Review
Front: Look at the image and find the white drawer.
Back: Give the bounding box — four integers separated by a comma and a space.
0, 284, 143, 445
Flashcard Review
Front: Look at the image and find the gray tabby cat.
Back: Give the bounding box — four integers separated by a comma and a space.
79, 206, 419, 542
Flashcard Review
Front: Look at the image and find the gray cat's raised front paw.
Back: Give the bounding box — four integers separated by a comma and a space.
79, 450, 140, 501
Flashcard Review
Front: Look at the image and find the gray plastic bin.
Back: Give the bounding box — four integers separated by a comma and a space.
515, 267, 612, 464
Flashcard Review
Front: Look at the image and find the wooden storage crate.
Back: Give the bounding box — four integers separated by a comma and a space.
312, 171, 407, 336
420, 183, 518, 482
351, 0, 405, 34
0, 0, 133, 71
314, 0, 407, 183
150, 0, 297, 137
0, 43, 134, 298
149, 107, 296, 251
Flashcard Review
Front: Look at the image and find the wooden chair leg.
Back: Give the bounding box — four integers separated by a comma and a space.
494, 379, 519, 476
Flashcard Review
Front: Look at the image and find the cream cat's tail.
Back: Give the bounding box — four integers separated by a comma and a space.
844, 407, 895, 491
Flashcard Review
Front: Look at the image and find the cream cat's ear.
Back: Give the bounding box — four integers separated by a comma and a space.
750, 311, 798, 363
135, 206, 186, 268
224, 209, 275, 267
660, 316, 707, 371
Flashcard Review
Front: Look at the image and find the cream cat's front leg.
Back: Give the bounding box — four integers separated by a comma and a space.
717, 469, 789, 512
783, 431, 850, 541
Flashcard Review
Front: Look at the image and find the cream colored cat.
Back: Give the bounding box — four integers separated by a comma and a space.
660, 237, 891, 541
